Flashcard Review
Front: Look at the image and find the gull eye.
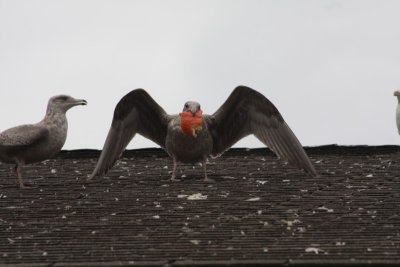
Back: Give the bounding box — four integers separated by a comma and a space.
184, 104, 189, 109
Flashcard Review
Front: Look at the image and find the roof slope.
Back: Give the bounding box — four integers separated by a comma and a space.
0, 146, 399, 266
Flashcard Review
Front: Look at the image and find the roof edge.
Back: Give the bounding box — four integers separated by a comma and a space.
1, 259, 399, 267
57, 145, 400, 159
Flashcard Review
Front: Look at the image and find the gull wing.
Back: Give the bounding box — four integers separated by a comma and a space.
0, 124, 49, 150
89, 89, 170, 179
206, 85, 317, 177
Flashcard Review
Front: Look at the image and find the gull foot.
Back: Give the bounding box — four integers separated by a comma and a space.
84, 178, 97, 185
203, 177, 215, 183
19, 182, 36, 189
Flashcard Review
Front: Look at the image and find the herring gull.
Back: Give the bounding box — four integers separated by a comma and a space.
0, 95, 87, 188
89, 86, 317, 181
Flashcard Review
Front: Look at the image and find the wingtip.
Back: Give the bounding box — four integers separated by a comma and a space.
309, 170, 319, 178
87, 167, 106, 181
87, 173, 96, 181
307, 167, 319, 178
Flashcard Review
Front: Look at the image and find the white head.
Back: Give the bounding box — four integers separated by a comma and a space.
47, 95, 87, 114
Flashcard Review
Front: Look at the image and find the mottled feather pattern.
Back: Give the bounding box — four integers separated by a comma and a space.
0, 95, 86, 188
0, 125, 49, 147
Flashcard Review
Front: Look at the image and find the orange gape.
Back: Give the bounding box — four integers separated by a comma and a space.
179, 110, 203, 137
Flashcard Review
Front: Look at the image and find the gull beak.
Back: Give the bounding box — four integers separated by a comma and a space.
187, 107, 196, 116
74, 99, 88, 106
191, 108, 202, 117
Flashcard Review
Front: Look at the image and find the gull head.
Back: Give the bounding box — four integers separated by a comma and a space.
182, 101, 202, 116
48, 95, 87, 113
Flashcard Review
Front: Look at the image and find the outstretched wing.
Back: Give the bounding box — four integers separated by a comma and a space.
89, 89, 170, 179
206, 85, 317, 177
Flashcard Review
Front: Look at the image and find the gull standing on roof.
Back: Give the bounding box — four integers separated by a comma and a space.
0, 95, 87, 188
89, 86, 317, 181
394, 91, 400, 134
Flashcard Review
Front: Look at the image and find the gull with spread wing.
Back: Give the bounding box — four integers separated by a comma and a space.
89, 86, 317, 181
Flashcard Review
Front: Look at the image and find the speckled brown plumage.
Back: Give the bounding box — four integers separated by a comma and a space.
0, 95, 87, 188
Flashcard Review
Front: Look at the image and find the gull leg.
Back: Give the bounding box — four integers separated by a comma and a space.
12, 165, 17, 176
202, 160, 214, 183
15, 163, 29, 189
170, 158, 180, 182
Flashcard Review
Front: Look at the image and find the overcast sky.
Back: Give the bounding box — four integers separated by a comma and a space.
1, 0, 400, 150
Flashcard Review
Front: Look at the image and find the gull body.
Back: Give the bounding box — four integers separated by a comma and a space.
0, 95, 87, 188
165, 114, 213, 181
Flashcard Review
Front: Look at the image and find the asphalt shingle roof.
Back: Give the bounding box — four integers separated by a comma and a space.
0, 146, 399, 266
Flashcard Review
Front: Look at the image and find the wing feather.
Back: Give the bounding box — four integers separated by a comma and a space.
0, 125, 49, 147
0, 125, 49, 160
207, 86, 317, 177
89, 89, 170, 179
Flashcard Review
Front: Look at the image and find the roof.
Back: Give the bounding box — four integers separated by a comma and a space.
0, 145, 399, 266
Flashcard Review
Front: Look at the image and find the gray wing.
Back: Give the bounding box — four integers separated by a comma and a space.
0, 125, 49, 158
0, 124, 49, 147
89, 89, 170, 179
206, 85, 317, 177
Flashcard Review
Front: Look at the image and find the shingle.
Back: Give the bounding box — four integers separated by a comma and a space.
0, 146, 399, 266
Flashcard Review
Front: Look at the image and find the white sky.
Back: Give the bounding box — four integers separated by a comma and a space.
1, 0, 400, 150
